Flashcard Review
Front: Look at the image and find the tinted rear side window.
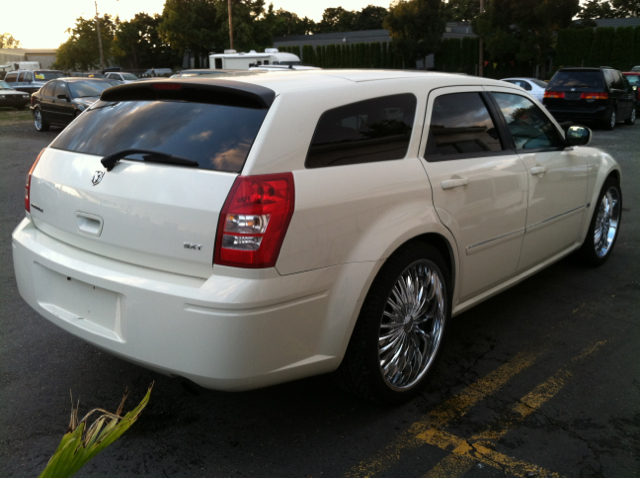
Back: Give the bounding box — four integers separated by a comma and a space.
305, 94, 417, 169
547, 71, 605, 91
425, 92, 502, 161
51, 100, 268, 173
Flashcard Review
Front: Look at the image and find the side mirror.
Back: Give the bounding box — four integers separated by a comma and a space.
565, 125, 591, 147
57, 94, 70, 102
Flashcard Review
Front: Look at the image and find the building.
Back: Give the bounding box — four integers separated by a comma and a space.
0, 48, 58, 72
273, 22, 476, 69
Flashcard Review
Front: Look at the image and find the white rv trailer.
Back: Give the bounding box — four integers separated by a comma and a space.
209, 48, 301, 70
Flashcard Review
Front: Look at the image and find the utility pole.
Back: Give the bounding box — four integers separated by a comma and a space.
478, 0, 484, 77
228, 0, 234, 50
95, 1, 106, 71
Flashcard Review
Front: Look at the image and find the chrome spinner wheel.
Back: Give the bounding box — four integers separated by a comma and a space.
378, 259, 446, 391
34, 109, 42, 130
594, 185, 621, 258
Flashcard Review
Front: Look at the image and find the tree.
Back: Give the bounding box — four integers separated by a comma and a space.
315, 7, 358, 33
443, 0, 480, 22
384, 0, 446, 68
53, 15, 118, 71
112, 13, 181, 70
158, 0, 224, 68
353, 5, 388, 30
0, 33, 21, 49
611, 0, 640, 17
261, 6, 316, 38
474, 0, 579, 78
578, 0, 617, 19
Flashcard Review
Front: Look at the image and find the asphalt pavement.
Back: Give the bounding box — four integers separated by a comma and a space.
0, 118, 638, 477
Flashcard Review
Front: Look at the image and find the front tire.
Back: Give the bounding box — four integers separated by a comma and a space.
624, 108, 636, 125
335, 243, 450, 404
578, 177, 622, 267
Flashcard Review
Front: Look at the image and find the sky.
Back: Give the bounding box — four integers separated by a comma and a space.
1, 0, 389, 49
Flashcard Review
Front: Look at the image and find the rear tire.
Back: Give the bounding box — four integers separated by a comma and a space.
577, 177, 622, 267
335, 243, 450, 404
34, 108, 50, 132
603, 110, 616, 130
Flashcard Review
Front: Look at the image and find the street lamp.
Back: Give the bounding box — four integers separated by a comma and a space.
95, 1, 106, 71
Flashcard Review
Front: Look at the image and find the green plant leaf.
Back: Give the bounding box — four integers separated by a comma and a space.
39, 383, 153, 478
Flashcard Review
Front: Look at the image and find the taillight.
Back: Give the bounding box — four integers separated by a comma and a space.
25, 149, 45, 213
544, 91, 565, 99
580, 92, 609, 100
215, 173, 295, 268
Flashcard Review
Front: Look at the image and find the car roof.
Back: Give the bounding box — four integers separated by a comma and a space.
155, 69, 510, 93
58, 77, 113, 82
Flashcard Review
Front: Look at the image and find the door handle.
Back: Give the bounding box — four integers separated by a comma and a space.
441, 178, 469, 190
530, 166, 547, 176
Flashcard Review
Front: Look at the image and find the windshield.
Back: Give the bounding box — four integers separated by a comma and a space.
34, 71, 64, 81
0, 80, 11, 89
51, 100, 268, 172
121, 73, 139, 80
547, 71, 604, 91
625, 74, 639, 86
274, 61, 301, 66
68, 81, 112, 98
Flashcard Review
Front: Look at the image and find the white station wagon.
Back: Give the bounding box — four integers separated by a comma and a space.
12, 71, 622, 403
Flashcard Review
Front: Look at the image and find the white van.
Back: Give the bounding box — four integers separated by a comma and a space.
209, 48, 301, 70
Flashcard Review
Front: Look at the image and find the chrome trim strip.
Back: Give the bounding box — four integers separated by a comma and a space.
466, 228, 525, 255
526, 205, 586, 234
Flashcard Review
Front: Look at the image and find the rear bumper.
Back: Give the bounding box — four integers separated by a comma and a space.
12, 219, 375, 391
544, 105, 610, 123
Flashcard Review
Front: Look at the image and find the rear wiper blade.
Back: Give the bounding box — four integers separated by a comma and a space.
101, 149, 199, 172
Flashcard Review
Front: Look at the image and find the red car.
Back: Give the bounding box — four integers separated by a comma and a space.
622, 72, 640, 111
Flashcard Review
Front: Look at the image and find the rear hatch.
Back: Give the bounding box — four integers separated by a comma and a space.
28, 80, 274, 278
544, 70, 607, 112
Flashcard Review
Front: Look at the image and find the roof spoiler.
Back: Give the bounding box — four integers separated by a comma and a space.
101, 79, 276, 109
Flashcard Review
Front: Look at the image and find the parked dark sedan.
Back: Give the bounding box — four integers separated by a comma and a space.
543, 67, 636, 129
31, 78, 113, 132
0, 80, 30, 109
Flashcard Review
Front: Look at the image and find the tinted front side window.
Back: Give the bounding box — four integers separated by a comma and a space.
306, 94, 416, 168
53, 81, 68, 97
40, 81, 55, 97
492, 93, 564, 150
51, 100, 268, 173
425, 92, 502, 161
548, 71, 604, 91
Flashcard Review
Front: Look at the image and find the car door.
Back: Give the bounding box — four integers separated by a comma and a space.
419, 86, 528, 304
38, 81, 57, 121
52, 81, 74, 125
486, 87, 588, 272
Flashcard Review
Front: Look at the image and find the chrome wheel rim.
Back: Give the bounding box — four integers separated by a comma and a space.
610, 111, 616, 128
594, 186, 620, 258
378, 260, 446, 391
34, 110, 42, 130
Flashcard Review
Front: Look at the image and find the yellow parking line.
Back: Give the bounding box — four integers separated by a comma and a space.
422, 341, 607, 477
346, 351, 537, 477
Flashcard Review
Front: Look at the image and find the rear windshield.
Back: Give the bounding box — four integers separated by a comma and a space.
547, 71, 604, 91
34, 71, 64, 81
51, 100, 267, 173
121, 73, 139, 80
68, 81, 112, 98
625, 74, 639, 86
530, 79, 548, 88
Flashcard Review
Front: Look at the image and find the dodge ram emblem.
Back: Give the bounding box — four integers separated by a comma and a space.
92, 171, 105, 186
